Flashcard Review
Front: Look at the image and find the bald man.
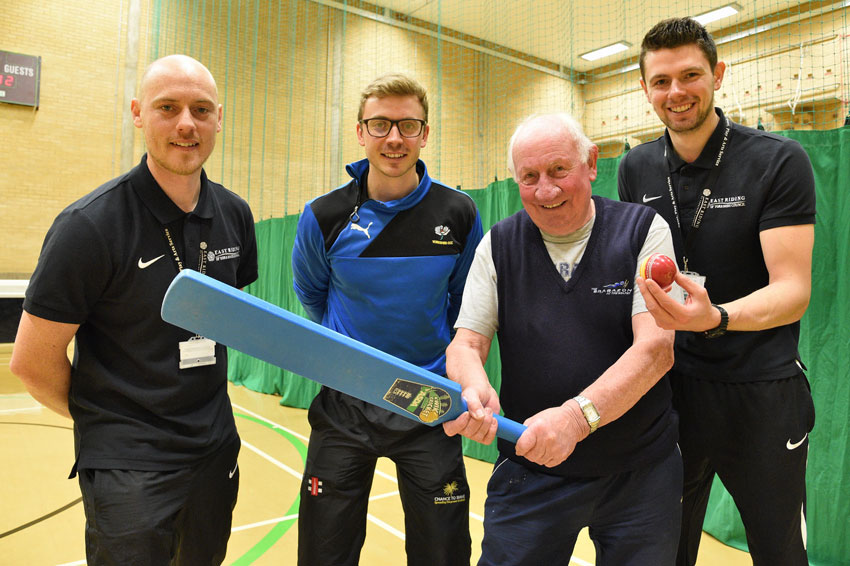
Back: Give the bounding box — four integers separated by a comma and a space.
11, 54, 258, 565
442, 113, 682, 565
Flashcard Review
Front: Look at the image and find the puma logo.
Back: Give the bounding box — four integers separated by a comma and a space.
350, 221, 373, 239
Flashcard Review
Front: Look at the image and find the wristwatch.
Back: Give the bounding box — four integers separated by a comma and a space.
704, 304, 729, 338
573, 395, 600, 434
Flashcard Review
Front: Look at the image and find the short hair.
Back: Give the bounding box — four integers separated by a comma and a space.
357, 73, 429, 122
639, 17, 718, 79
507, 113, 594, 177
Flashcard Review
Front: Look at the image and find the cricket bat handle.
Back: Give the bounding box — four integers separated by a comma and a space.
458, 398, 526, 443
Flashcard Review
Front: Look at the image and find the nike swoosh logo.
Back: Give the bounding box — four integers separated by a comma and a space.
229, 462, 238, 479
138, 255, 165, 269
786, 433, 808, 450
642, 194, 662, 203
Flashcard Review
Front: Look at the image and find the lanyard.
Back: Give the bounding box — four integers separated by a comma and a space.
164, 225, 208, 275
664, 115, 731, 271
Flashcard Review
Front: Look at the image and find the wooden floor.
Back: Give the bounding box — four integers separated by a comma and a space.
1, 344, 752, 565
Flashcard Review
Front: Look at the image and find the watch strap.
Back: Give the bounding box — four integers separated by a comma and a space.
704, 303, 728, 338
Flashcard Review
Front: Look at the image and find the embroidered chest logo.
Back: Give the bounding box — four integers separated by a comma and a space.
590, 279, 633, 295
206, 246, 241, 262
350, 221, 373, 239
432, 225, 453, 246
708, 195, 746, 209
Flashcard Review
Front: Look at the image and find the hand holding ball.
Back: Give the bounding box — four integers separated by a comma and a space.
639, 253, 677, 292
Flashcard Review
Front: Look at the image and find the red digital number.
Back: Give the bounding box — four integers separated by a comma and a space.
2, 74, 14, 87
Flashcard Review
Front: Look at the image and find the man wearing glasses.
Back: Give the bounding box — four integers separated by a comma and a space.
292, 73, 483, 566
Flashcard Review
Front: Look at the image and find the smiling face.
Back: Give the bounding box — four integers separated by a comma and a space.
356, 94, 429, 197
131, 55, 222, 180
641, 44, 725, 136
512, 118, 598, 236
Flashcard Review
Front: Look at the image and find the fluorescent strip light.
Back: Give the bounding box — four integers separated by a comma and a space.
581, 41, 631, 61
693, 3, 742, 26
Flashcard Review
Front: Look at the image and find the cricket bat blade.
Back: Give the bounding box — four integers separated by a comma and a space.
161, 269, 526, 443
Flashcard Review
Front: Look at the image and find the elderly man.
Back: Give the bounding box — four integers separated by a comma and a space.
443, 113, 682, 565
11, 55, 257, 565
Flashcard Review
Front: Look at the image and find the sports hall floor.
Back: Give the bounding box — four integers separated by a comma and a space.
1, 343, 751, 565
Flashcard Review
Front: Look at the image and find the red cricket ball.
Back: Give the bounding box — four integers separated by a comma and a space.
639, 253, 677, 292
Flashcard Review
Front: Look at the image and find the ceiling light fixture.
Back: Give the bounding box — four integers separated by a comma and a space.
580, 41, 631, 62
693, 3, 742, 26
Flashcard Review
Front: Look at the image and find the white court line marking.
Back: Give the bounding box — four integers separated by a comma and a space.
231, 402, 310, 442
231, 514, 298, 533
369, 490, 400, 502
374, 468, 398, 483
241, 440, 302, 479
0, 392, 43, 414
233, 402, 399, 484
57, 405, 592, 565
233, 399, 592, 564
0, 406, 41, 415
232, 405, 407, 538
367, 513, 405, 540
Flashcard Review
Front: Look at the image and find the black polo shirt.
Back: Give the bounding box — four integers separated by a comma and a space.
25, 155, 258, 472
618, 108, 816, 382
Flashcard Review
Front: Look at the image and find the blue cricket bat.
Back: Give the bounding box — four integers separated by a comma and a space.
161, 269, 526, 443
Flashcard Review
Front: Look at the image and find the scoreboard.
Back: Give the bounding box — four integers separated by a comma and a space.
0, 50, 41, 108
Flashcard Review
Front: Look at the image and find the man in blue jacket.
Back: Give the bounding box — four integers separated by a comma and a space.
292, 73, 482, 566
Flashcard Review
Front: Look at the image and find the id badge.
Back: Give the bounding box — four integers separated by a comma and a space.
179, 336, 217, 369
681, 271, 706, 300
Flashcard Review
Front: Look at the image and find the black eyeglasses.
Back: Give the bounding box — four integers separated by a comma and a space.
360, 118, 426, 138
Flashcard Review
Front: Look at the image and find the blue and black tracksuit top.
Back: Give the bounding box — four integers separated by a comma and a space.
492, 196, 677, 476
292, 158, 484, 376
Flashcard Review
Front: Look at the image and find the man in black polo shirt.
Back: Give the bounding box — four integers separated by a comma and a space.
618, 18, 816, 566
11, 54, 258, 565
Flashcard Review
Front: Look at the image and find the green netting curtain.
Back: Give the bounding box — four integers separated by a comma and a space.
228, 127, 850, 566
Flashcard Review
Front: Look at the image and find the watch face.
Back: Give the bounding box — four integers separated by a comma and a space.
578, 401, 600, 432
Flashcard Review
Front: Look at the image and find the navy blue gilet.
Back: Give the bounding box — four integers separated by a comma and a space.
491, 196, 677, 476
